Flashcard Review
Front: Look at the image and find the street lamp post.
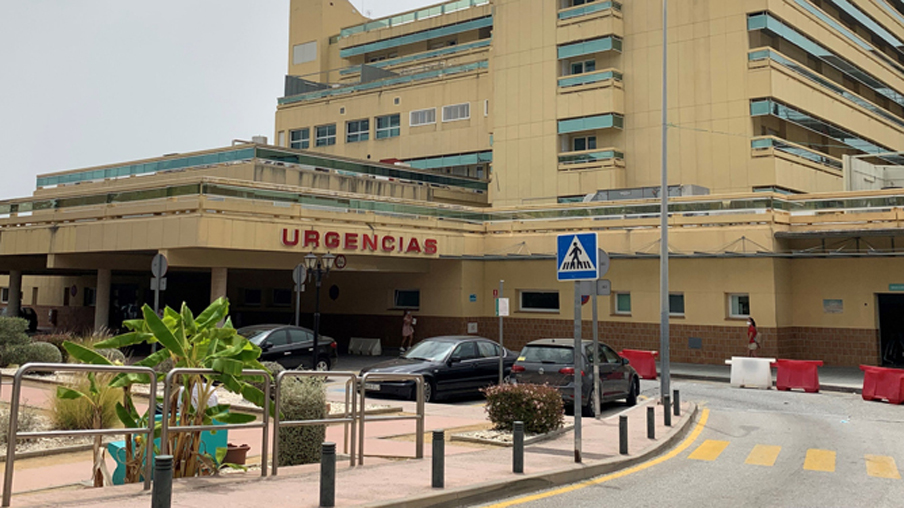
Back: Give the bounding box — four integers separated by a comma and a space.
304, 252, 335, 371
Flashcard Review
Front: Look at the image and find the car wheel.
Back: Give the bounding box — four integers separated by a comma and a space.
416, 379, 436, 403
626, 377, 639, 406
315, 357, 331, 372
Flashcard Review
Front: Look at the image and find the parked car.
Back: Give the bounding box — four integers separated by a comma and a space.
510, 338, 639, 416
360, 336, 517, 403
236, 324, 338, 371
0, 306, 38, 333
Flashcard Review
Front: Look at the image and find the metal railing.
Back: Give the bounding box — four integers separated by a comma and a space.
160, 368, 271, 477
2, 363, 158, 507
358, 373, 425, 465
272, 371, 358, 474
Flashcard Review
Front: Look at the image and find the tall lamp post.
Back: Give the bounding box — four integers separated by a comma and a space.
659, 0, 671, 398
305, 251, 335, 371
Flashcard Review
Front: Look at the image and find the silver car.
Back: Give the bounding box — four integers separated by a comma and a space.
510, 338, 639, 416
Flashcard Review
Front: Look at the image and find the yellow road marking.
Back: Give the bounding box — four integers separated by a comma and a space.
865, 455, 901, 479
803, 449, 836, 472
481, 408, 712, 508
687, 440, 730, 461
745, 445, 781, 467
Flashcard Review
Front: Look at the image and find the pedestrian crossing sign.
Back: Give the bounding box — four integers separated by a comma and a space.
556, 233, 598, 281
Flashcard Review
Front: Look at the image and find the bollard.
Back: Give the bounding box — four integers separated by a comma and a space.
513, 421, 524, 473
663, 394, 672, 427
151, 455, 173, 508
432, 430, 445, 488
619, 415, 628, 455
673, 389, 681, 417
320, 442, 336, 507
647, 406, 655, 439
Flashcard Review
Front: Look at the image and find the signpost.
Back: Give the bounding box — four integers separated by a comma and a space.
151, 254, 168, 353
557, 233, 599, 463
592, 248, 610, 418
497, 280, 506, 385
292, 264, 306, 327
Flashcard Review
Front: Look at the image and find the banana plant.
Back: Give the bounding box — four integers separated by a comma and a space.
63, 297, 271, 480
56, 372, 114, 487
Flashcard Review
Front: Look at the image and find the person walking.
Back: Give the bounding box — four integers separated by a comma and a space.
401, 310, 416, 353
746, 317, 760, 357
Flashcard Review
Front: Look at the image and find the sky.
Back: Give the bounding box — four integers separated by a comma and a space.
0, 0, 438, 201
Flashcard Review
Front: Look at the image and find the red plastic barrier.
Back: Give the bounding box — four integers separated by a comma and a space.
619, 349, 659, 380
771, 359, 823, 393
860, 365, 904, 405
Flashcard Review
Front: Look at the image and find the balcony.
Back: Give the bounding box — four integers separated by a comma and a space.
340, 16, 493, 59
557, 36, 622, 60
558, 69, 622, 89
558, 113, 624, 134
340, 39, 491, 76
558, 148, 624, 171
558, 1, 622, 22
339, 0, 489, 39
751, 136, 842, 171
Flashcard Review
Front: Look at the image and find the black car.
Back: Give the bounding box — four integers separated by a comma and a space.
510, 338, 639, 416
237, 324, 338, 371
360, 336, 517, 402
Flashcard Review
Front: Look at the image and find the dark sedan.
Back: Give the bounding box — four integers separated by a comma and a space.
360, 336, 517, 402
237, 324, 338, 371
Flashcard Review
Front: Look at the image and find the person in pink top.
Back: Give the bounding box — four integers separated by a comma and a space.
746, 317, 759, 357
401, 311, 415, 353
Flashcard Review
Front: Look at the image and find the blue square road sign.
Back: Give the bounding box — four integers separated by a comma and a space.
556, 233, 598, 281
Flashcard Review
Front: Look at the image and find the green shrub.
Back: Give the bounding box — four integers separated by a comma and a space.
93, 348, 126, 365
0, 404, 42, 445
154, 356, 175, 375
247, 361, 285, 397
0, 318, 30, 347
277, 377, 326, 467
482, 383, 565, 435
3, 342, 64, 367
49, 373, 120, 430
33, 334, 74, 361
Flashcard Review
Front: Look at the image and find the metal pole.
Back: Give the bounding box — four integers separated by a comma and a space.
2, 372, 23, 507
498, 280, 504, 386
153, 286, 160, 353
619, 415, 628, 455
647, 406, 655, 439
295, 285, 301, 327
659, 0, 671, 404
320, 442, 336, 507
663, 394, 672, 427
432, 430, 445, 488
513, 421, 524, 473
592, 292, 600, 418
673, 389, 681, 417
573, 282, 582, 463
312, 268, 321, 371
151, 455, 173, 508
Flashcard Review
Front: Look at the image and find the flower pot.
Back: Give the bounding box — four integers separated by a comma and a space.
223, 443, 251, 465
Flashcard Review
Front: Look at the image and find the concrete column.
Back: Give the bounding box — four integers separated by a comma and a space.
7, 270, 22, 317
210, 267, 228, 303
94, 269, 111, 332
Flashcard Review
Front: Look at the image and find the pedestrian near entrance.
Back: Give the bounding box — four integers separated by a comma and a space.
401, 311, 416, 352
747, 317, 760, 357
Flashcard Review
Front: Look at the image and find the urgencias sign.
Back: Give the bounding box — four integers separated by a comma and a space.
281, 229, 438, 255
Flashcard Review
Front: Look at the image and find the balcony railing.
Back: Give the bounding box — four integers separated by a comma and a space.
558, 148, 624, 166
340, 16, 493, 58
558, 36, 622, 59
558, 69, 622, 88
340, 0, 489, 39
340, 39, 491, 76
558, 1, 622, 21
751, 136, 842, 170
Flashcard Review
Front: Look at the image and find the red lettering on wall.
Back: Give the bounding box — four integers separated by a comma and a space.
344, 233, 359, 250
382, 236, 395, 252
303, 230, 320, 248
363, 234, 378, 251
399, 237, 404, 252
281, 228, 299, 246
406, 238, 421, 253
325, 232, 340, 249
424, 239, 438, 255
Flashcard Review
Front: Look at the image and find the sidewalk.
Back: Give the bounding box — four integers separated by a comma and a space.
7, 399, 697, 508
668, 362, 864, 393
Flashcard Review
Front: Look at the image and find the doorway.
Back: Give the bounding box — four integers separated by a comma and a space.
878, 294, 904, 367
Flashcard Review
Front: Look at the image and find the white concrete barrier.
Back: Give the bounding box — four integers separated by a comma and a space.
349, 337, 382, 356
725, 357, 775, 389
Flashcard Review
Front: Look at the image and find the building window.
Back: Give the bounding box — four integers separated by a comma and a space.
669, 293, 685, 316
272, 289, 292, 307
292, 40, 317, 65
376, 114, 401, 139
243, 289, 262, 307
394, 289, 420, 309
570, 60, 596, 75
728, 294, 750, 318
84, 287, 97, 307
410, 108, 436, 126
290, 128, 310, 149
615, 292, 631, 314
572, 136, 597, 151
315, 124, 336, 146
442, 103, 470, 122
346, 119, 370, 143
0, 288, 8, 304
520, 291, 560, 312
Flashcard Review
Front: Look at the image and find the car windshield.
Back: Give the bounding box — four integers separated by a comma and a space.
237, 328, 271, 345
404, 340, 456, 362
519, 345, 574, 364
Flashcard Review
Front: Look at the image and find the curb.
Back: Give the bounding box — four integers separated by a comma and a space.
450, 424, 576, 448
669, 373, 862, 394
361, 402, 699, 508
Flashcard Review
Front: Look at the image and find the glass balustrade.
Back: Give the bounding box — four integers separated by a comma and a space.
340, 0, 490, 38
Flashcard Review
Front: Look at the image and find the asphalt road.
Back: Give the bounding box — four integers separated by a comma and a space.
471, 379, 904, 508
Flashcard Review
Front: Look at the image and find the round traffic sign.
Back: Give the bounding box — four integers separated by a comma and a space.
333, 254, 347, 270
597, 248, 610, 277
151, 254, 168, 278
